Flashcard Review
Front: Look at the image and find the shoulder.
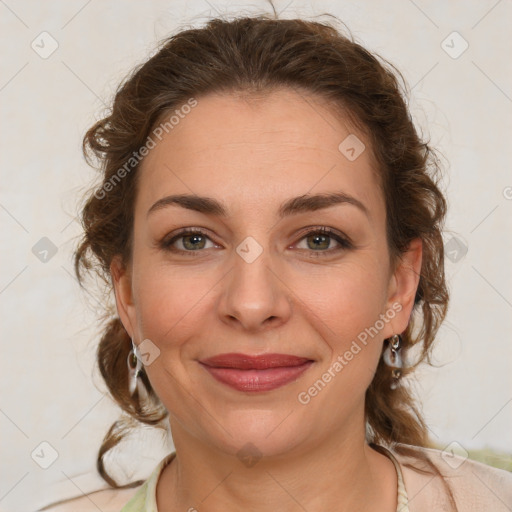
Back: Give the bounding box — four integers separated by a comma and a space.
391, 444, 512, 511
39, 452, 175, 512
39, 485, 143, 512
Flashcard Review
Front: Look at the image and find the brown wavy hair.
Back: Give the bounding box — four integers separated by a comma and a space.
73, 8, 456, 509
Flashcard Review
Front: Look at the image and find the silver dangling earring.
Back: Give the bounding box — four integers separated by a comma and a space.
383, 334, 403, 390
127, 339, 143, 396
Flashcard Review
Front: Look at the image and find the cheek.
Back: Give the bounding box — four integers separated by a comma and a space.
130, 263, 220, 411
296, 258, 389, 333
133, 262, 218, 344
293, 260, 389, 384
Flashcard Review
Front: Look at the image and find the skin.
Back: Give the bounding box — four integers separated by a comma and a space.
112, 88, 422, 511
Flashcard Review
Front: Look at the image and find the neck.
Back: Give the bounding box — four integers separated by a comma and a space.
156, 420, 397, 512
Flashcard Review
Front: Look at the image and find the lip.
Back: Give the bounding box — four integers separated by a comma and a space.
199, 353, 314, 392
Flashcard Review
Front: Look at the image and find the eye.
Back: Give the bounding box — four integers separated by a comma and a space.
294, 227, 352, 254
161, 229, 217, 253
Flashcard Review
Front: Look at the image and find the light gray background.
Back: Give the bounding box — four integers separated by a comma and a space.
1, 1, 511, 511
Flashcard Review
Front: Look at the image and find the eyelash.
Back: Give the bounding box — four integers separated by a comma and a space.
160, 226, 353, 257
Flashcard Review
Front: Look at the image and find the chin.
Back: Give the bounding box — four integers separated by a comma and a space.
204, 409, 308, 460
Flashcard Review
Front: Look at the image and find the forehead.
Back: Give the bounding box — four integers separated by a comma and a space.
137, 89, 383, 218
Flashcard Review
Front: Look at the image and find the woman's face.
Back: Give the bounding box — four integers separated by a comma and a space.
113, 88, 421, 458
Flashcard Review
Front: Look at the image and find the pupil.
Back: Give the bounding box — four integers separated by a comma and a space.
309, 234, 329, 250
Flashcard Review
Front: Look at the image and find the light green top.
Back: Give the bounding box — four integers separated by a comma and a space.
121, 447, 409, 511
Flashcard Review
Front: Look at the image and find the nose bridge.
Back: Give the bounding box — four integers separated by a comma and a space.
218, 235, 291, 331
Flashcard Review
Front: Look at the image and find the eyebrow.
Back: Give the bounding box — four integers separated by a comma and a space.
147, 191, 369, 219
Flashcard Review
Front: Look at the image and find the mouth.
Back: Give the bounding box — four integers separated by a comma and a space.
198, 353, 314, 392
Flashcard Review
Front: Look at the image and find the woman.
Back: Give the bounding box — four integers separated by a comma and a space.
44, 11, 512, 512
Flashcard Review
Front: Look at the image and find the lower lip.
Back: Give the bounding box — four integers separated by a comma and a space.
200, 361, 314, 392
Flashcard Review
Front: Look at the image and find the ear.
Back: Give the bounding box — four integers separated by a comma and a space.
111, 255, 137, 340
382, 238, 423, 338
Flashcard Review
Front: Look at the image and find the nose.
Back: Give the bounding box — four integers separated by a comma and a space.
217, 240, 292, 333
